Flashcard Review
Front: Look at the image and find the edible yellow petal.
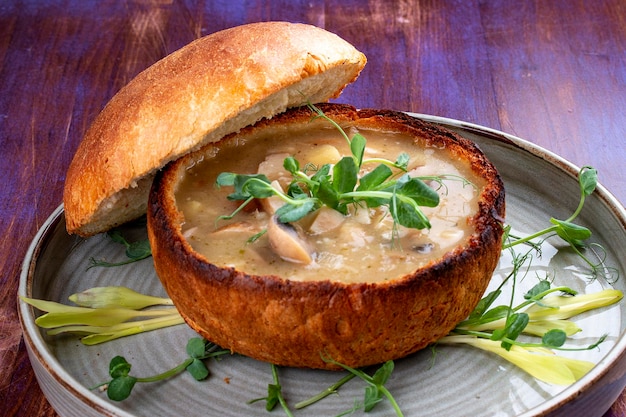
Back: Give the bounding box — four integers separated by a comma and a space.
524, 289, 623, 320
68, 286, 173, 309
439, 336, 595, 385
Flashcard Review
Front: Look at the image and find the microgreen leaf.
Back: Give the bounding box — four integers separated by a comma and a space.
468, 290, 502, 321
491, 313, 529, 350
480, 305, 513, 322
333, 156, 359, 194
186, 359, 210, 381
265, 383, 281, 411
221, 173, 271, 200
363, 385, 384, 411
350, 132, 366, 167
109, 356, 132, 378
395, 176, 440, 207
107, 375, 137, 401
357, 164, 393, 192
87, 229, 152, 269
388, 186, 433, 230
186, 337, 208, 358
106, 356, 136, 401
241, 177, 277, 199
524, 280, 552, 300
249, 364, 295, 417
579, 166, 598, 197
550, 218, 592, 247
275, 199, 317, 223
316, 177, 341, 210
283, 156, 300, 174
125, 240, 152, 260
371, 360, 394, 387
310, 163, 331, 183
107, 230, 129, 246
542, 329, 567, 348
286, 182, 308, 199
390, 194, 430, 229
394, 153, 410, 170
215, 172, 236, 187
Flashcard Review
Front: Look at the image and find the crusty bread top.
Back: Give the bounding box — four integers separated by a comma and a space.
63, 21, 366, 236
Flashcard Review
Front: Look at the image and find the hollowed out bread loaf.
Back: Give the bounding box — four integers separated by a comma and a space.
147, 104, 506, 370
63, 22, 366, 236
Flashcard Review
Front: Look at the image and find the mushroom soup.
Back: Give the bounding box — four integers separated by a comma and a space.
175, 123, 485, 284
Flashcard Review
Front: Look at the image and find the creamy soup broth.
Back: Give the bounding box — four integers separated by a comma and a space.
176, 123, 484, 284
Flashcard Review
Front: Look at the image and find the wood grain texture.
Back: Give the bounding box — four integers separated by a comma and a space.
0, 1, 624, 416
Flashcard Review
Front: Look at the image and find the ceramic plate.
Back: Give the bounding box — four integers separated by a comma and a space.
19, 115, 626, 417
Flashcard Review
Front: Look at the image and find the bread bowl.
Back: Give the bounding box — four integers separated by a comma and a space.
147, 103, 505, 369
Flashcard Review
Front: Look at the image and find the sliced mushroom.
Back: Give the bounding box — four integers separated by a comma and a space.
258, 180, 285, 215
211, 221, 263, 237
267, 215, 313, 264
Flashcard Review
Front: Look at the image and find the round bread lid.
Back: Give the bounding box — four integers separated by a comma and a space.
63, 21, 366, 236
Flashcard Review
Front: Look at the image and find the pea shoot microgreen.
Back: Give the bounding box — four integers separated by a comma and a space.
216, 103, 441, 232
251, 357, 402, 417
502, 166, 617, 282
88, 228, 152, 269
293, 373, 356, 410
94, 337, 230, 401
320, 357, 403, 417
249, 364, 295, 417
503, 166, 597, 249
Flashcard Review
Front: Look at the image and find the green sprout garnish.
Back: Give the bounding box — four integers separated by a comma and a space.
88, 229, 152, 269
216, 103, 440, 232
249, 364, 295, 417
252, 357, 402, 417
93, 337, 230, 401
503, 166, 597, 250
293, 373, 356, 410
502, 166, 618, 282
320, 357, 403, 417
20, 286, 183, 345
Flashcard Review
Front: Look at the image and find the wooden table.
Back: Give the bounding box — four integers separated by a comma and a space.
1, 1, 624, 416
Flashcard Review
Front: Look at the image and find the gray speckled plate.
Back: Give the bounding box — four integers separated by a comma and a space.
19, 115, 626, 417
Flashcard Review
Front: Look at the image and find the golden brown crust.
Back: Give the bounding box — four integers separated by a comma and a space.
147, 104, 506, 370
64, 22, 366, 236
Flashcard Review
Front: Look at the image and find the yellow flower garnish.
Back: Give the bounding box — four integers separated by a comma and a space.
20, 286, 183, 345
446, 286, 622, 385
438, 335, 594, 385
